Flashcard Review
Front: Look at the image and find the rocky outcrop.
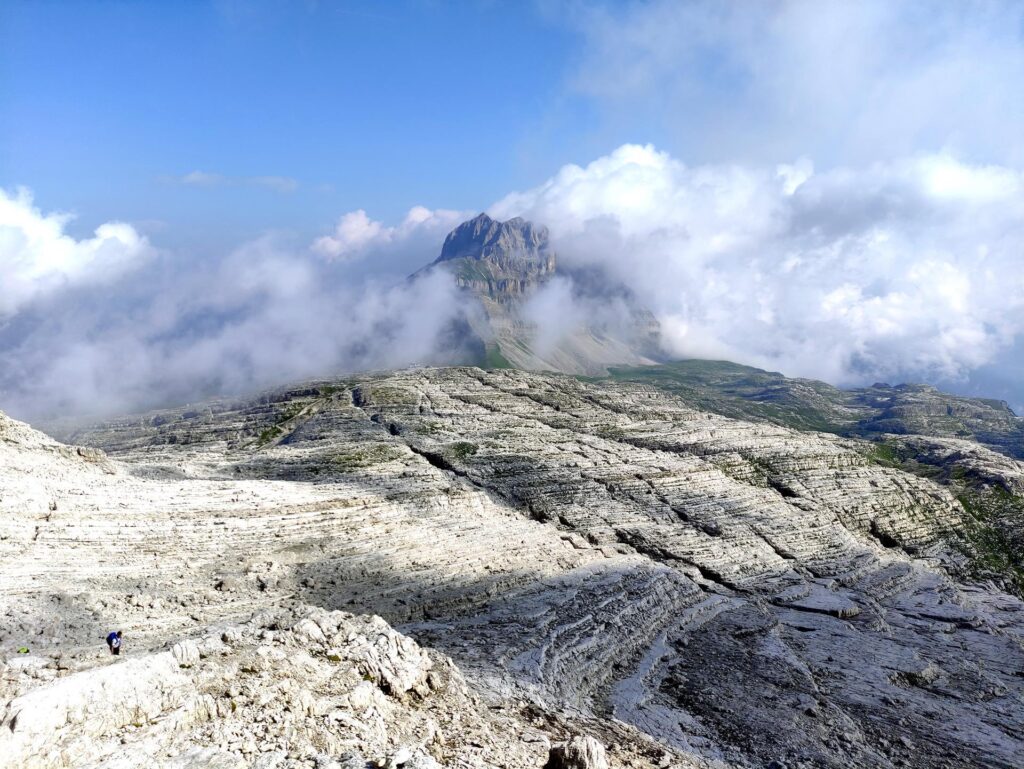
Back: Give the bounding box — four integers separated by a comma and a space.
414, 213, 661, 375
604, 359, 1024, 458
0, 607, 569, 769
432, 213, 556, 303
546, 736, 609, 769
6, 367, 1024, 768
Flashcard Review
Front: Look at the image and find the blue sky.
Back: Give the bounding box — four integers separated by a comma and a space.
5, 0, 1022, 246
1, 1, 605, 250
2, 1, 1024, 420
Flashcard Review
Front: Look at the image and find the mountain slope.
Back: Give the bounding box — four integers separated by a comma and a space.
11, 366, 1024, 768
415, 213, 662, 374
601, 359, 1024, 458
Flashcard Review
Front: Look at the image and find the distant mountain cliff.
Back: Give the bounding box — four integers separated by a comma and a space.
416, 213, 662, 374
433, 213, 556, 301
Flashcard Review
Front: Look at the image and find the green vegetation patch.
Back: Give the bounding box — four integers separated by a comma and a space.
865, 439, 962, 482
275, 402, 307, 422
596, 360, 848, 434
484, 344, 514, 370
957, 485, 1024, 595
447, 441, 478, 461
330, 444, 406, 470
254, 400, 310, 445
866, 441, 904, 467
257, 425, 285, 446
316, 384, 348, 398
865, 438, 1024, 595
360, 386, 415, 406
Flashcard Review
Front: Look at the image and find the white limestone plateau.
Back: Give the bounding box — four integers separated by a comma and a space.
3, 367, 1024, 769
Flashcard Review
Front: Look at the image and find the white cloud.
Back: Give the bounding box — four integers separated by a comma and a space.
566, 0, 1024, 167
311, 209, 385, 260
179, 171, 226, 187
170, 171, 299, 193
492, 144, 1024, 387
0, 192, 477, 422
0, 188, 154, 318
312, 205, 469, 261
250, 176, 300, 193
4, 140, 1024, 422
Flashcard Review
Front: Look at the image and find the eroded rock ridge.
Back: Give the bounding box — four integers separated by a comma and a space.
4, 367, 1024, 768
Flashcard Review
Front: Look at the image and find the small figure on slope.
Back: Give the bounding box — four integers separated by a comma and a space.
106, 630, 122, 656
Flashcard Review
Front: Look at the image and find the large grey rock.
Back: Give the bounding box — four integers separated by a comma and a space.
0, 652, 191, 768
545, 735, 608, 769
171, 640, 200, 668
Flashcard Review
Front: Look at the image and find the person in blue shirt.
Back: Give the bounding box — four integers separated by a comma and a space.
106, 630, 122, 656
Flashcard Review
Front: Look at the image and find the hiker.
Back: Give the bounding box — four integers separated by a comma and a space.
106, 630, 122, 656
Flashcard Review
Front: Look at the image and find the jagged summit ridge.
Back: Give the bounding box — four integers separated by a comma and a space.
428, 212, 556, 304
434, 212, 553, 267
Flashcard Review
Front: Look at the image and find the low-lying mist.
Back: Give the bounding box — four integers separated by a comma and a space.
2, 142, 1024, 424
0, 191, 479, 423
492, 146, 1024, 408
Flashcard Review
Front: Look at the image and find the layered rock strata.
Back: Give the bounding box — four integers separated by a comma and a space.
604, 360, 1024, 458
5, 367, 1024, 768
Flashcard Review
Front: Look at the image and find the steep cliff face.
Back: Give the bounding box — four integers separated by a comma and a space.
417, 213, 661, 375
9, 366, 1024, 768
433, 213, 556, 302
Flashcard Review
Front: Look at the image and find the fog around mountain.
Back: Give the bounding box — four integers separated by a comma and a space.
2, 0, 1023, 420
3, 144, 1024, 421
5, 5, 1024, 766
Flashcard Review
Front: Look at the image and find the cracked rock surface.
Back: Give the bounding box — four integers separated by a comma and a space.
5, 367, 1024, 768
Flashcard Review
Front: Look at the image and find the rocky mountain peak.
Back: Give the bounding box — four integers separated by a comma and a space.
435, 212, 552, 267
411, 212, 660, 375
424, 213, 557, 312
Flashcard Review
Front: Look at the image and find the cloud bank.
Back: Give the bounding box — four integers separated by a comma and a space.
567, 0, 1024, 167
492, 144, 1024, 389
3, 142, 1024, 423
0, 192, 477, 422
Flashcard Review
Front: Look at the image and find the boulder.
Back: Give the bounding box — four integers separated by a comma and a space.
172, 640, 201, 668
545, 735, 608, 769
351, 617, 432, 696
0, 652, 191, 768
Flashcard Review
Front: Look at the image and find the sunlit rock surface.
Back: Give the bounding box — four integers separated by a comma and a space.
4, 367, 1024, 768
